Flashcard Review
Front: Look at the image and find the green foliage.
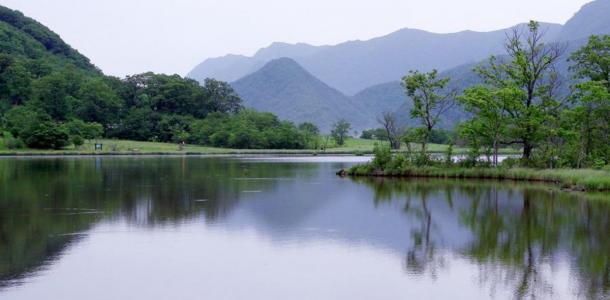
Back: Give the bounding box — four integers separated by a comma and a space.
21, 120, 69, 149
331, 119, 351, 146
298, 122, 321, 149
71, 135, 84, 147
189, 110, 307, 149
0, 6, 96, 71
401, 69, 455, 154
372, 143, 392, 170
569, 35, 610, 86
3, 135, 24, 149
472, 21, 564, 164
64, 119, 103, 140
360, 128, 388, 141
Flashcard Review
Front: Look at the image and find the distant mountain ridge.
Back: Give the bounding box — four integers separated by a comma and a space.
190, 23, 562, 95
200, 0, 610, 132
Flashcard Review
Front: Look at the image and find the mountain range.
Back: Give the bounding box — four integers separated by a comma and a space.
188, 0, 610, 132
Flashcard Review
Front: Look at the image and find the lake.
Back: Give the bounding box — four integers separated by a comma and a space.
0, 156, 608, 300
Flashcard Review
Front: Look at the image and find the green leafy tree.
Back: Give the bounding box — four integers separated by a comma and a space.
565, 35, 610, 166
475, 21, 566, 164
331, 119, 351, 146
202, 78, 243, 115
65, 119, 103, 140
401, 69, 456, 155
569, 35, 610, 91
20, 120, 69, 149
30, 72, 74, 120
75, 78, 122, 126
0, 56, 31, 107
458, 86, 511, 165
298, 122, 321, 149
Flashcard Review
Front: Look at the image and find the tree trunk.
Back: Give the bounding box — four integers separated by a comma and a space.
523, 141, 533, 165
493, 140, 499, 167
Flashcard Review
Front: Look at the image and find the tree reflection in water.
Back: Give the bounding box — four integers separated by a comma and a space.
353, 177, 609, 300
0, 157, 310, 287
0, 158, 608, 299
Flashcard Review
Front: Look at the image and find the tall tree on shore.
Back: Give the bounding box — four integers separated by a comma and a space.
474, 21, 566, 164
377, 112, 402, 150
401, 69, 456, 156
566, 35, 610, 166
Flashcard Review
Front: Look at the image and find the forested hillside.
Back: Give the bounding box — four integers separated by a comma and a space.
0, 5, 317, 150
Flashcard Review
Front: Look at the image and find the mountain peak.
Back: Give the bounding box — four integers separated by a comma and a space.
232, 58, 370, 132
559, 0, 610, 41
257, 57, 305, 72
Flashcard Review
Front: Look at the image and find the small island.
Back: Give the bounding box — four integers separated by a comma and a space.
339, 23, 610, 193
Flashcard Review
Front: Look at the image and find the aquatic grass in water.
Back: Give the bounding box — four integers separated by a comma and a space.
347, 164, 610, 192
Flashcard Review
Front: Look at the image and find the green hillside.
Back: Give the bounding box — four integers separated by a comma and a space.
0, 6, 97, 72
0, 5, 319, 151
232, 58, 372, 132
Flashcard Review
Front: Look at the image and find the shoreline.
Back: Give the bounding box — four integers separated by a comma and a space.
0, 150, 376, 157
338, 167, 610, 193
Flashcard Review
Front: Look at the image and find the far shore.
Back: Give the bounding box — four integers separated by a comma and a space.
0, 138, 520, 157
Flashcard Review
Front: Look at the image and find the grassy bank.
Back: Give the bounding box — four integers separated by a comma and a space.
0, 137, 518, 156
344, 165, 610, 192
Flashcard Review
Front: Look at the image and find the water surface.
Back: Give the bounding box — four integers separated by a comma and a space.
0, 156, 608, 299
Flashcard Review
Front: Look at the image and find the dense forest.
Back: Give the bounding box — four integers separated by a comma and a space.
0, 5, 317, 150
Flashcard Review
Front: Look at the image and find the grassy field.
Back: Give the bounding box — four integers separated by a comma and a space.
0, 137, 518, 156
346, 165, 610, 192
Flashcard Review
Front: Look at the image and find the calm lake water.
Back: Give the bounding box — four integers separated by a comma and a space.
0, 156, 608, 300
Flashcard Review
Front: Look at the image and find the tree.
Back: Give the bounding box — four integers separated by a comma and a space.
331, 119, 351, 146
30, 71, 74, 121
0, 56, 31, 107
565, 35, 610, 166
458, 86, 511, 166
569, 35, 610, 91
475, 21, 566, 164
202, 78, 243, 115
3, 105, 41, 138
65, 119, 104, 141
75, 78, 122, 126
377, 112, 402, 149
401, 69, 456, 155
298, 122, 321, 149
298, 122, 320, 136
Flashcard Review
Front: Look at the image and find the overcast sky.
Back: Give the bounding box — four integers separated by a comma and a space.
0, 0, 592, 77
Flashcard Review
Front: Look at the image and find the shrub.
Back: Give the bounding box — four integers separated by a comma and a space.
592, 159, 606, 170
386, 154, 409, 173
413, 152, 431, 167
71, 135, 84, 147
372, 143, 392, 170
21, 121, 70, 149
500, 157, 520, 169
5, 136, 25, 149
